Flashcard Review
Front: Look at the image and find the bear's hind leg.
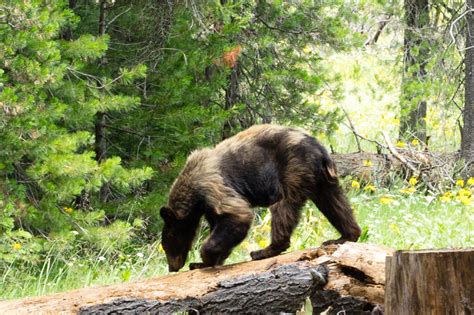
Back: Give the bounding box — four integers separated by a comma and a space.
250, 198, 305, 260
191, 213, 252, 269
310, 181, 361, 245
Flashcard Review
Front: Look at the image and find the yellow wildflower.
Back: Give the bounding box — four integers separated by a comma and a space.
411, 139, 420, 146
396, 141, 406, 148
467, 177, 474, 186
302, 45, 312, 54
443, 191, 453, 198
440, 191, 452, 202
389, 223, 400, 234
363, 160, 373, 167
351, 180, 360, 189
240, 241, 250, 250
458, 188, 472, 198
408, 177, 418, 186
64, 207, 73, 214
12, 243, 22, 250
379, 196, 394, 205
257, 222, 271, 233
258, 239, 269, 249
400, 187, 416, 194
364, 185, 376, 192
262, 224, 271, 233
456, 179, 465, 187
440, 195, 451, 203
458, 195, 472, 206
158, 243, 165, 253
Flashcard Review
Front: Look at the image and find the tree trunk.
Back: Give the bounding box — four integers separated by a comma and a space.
94, 112, 106, 163
399, 0, 430, 143
462, 0, 474, 177
385, 248, 474, 314
95, 0, 107, 165
95, 0, 108, 201
220, 0, 241, 140
60, 0, 77, 40
222, 62, 240, 140
0, 243, 393, 314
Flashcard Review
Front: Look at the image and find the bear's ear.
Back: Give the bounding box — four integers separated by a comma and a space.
160, 207, 176, 223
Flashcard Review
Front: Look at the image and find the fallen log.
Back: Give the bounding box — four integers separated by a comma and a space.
332, 152, 402, 179
0, 242, 393, 314
331, 152, 459, 187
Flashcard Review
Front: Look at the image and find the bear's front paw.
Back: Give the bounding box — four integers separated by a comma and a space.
189, 262, 207, 270
322, 238, 347, 246
250, 249, 271, 260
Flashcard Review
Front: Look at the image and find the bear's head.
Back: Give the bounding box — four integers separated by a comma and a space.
160, 206, 200, 272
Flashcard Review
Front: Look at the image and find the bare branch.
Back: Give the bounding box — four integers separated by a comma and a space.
365, 16, 392, 46
382, 131, 418, 174
449, 8, 474, 49
340, 106, 362, 152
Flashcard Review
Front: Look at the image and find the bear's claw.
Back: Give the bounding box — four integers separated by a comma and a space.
189, 262, 207, 270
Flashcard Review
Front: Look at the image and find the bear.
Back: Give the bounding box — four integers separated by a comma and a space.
160, 124, 361, 272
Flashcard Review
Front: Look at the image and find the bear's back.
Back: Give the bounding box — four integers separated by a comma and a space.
214, 124, 308, 153
211, 125, 312, 206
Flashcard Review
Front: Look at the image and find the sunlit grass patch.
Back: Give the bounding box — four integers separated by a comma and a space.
354, 190, 473, 249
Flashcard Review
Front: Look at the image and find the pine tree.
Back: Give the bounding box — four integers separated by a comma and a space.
0, 0, 151, 262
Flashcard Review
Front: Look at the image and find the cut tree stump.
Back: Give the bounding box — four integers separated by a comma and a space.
0, 242, 393, 314
385, 248, 474, 315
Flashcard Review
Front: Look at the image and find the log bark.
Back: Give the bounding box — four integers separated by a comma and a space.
331, 152, 402, 179
0, 242, 393, 314
82, 263, 328, 314
385, 248, 474, 315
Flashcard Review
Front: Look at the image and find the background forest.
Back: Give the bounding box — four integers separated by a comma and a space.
1, 0, 473, 299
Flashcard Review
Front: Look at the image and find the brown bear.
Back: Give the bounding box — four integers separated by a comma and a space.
160, 124, 361, 271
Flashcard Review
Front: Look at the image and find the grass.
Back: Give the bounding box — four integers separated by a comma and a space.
1, 180, 472, 300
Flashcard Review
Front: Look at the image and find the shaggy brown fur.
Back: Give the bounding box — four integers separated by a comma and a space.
160, 124, 361, 271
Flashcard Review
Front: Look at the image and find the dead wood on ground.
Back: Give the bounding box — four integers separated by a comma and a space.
0, 242, 394, 314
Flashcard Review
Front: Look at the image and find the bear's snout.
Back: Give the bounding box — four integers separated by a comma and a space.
167, 255, 185, 272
